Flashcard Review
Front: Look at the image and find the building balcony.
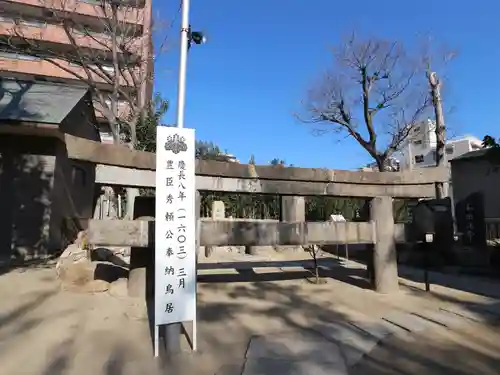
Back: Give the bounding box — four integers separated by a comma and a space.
0, 54, 143, 89
0, 19, 145, 56
93, 99, 131, 122
3, 0, 146, 27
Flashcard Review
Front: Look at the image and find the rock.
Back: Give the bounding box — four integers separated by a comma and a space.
109, 278, 129, 298
56, 243, 88, 278
94, 262, 128, 282
59, 261, 107, 294
92, 247, 130, 266
59, 260, 95, 288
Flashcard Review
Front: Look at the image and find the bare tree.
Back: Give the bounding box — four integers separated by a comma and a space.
300, 34, 432, 171
0, 0, 157, 144
0, 0, 169, 218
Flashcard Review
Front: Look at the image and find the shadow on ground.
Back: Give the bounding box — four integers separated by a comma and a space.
198, 258, 371, 289
190, 259, 500, 375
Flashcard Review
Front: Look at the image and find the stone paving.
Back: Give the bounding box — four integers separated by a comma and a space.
224, 298, 500, 375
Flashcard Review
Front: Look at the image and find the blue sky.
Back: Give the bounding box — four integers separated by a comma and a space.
152, 0, 499, 169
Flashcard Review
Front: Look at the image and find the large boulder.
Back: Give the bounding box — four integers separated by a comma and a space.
56, 232, 128, 293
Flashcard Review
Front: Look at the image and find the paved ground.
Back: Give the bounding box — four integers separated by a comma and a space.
1, 252, 500, 374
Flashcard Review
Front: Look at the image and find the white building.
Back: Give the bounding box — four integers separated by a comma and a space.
395, 119, 483, 170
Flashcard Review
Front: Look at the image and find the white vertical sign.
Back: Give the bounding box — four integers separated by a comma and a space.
155, 126, 196, 326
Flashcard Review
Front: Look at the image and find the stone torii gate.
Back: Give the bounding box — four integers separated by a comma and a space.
63, 134, 449, 294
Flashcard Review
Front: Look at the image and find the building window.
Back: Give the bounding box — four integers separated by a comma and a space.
0, 15, 14, 23
104, 99, 128, 108
445, 145, 454, 154
0, 15, 47, 28
0, 51, 41, 61
72, 166, 87, 186
413, 140, 422, 145
414, 155, 424, 163
16, 18, 47, 28
89, 64, 115, 74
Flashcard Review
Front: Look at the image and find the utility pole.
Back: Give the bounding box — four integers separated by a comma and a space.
428, 71, 446, 198
176, 0, 191, 129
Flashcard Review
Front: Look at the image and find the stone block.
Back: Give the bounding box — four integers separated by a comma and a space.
382, 311, 438, 333
314, 321, 381, 367
245, 331, 342, 364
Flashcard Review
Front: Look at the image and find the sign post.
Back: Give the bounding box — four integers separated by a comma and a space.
154, 126, 196, 357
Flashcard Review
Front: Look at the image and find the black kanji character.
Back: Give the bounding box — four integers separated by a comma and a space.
165, 303, 174, 313
178, 170, 186, 180
166, 194, 174, 204
166, 247, 174, 257
165, 212, 174, 221
165, 266, 175, 275
178, 160, 185, 170
177, 245, 187, 259
166, 177, 174, 187
178, 224, 186, 232
165, 284, 174, 294
165, 230, 174, 239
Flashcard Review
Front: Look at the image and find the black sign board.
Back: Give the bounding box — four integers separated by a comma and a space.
455, 192, 486, 248
411, 197, 454, 246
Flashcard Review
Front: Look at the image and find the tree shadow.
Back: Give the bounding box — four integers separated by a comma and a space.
189, 275, 500, 375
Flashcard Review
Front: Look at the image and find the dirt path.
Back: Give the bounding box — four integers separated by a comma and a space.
1, 256, 500, 375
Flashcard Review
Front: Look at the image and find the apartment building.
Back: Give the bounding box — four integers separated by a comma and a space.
0, 0, 153, 143
394, 119, 483, 170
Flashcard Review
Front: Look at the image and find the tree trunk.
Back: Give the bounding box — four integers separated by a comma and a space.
428, 71, 446, 199
376, 156, 386, 172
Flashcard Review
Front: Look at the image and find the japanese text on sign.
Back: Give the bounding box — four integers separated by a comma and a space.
154, 127, 196, 325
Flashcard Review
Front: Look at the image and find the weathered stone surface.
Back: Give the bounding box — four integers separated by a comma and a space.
69, 135, 447, 184
56, 243, 88, 278
382, 311, 439, 333
349, 320, 403, 340
59, 260, 95, 288
314, 321, 381, 367
212, 200, 225, 219
411, 310, 467, 329
242, 358, 347, 375
88, 220, 375, 248
370, 196, 399, 294
245, 331, 343, 363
